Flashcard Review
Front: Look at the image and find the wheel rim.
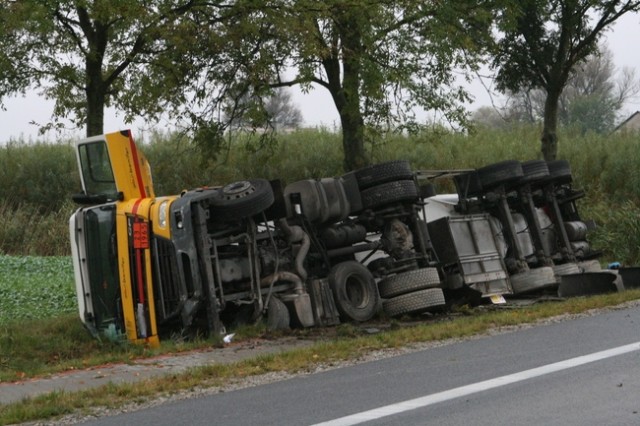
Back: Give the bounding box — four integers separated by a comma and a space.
222, 181, 254, 199
345, 275, 369, 308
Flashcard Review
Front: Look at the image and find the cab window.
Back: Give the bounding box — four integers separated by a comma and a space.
78, 141, 117, 196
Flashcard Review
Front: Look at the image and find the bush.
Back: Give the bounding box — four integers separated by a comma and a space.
0, 200, 75, 256
0, 140, 78, 211
2, 126, 640, 261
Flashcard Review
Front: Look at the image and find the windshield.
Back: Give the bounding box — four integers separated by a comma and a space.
78, 141, 118, 197
82, 204, 123, 337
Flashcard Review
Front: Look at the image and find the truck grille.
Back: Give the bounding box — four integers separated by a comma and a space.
153, 237, 182, 322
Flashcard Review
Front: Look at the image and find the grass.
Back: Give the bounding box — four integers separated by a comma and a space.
0, 255, 207, 382
1, 289, 640, 425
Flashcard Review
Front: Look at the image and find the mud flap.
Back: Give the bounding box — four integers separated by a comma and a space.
308, 278, 341, 326
136, 303, 148, 338
558, 272, 617, 297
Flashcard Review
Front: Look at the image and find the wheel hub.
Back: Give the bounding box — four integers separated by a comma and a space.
222, 181, 255, 200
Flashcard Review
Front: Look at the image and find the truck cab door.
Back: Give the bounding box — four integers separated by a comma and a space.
75, 129, 155, 203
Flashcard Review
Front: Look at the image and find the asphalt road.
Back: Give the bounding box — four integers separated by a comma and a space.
85, 304, 640, 426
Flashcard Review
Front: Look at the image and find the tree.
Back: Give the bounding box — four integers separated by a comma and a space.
0, 0, 209, 137
493, 0, 640, 160
264, 89, 303, 131
224, 87, 303, 131
188, 1, 495, 171
502, 45, 640, 133
471, 106, 510, 128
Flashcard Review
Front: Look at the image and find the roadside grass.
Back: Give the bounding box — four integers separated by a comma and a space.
1, 290, 640, 425
0, 314, 218, 383
0, 255, 218, 382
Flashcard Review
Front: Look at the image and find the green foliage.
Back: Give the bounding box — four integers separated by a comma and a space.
583, 199, 640, 266
3, 126, 640, 265
0, 200, 75, 256
493, 0, 640, 159
0, 256, 76, 324
0, 139, 79, 256
501, 46, 632, 135
0, 140, 77, 210
565, 94, 617, 134
202, 0, 496, 170
0, 1, 210, 135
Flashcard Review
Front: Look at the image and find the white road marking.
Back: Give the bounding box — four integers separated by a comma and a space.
311, 341, 640, 426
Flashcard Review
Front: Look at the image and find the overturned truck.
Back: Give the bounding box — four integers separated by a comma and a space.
70, 131, 448, 345
69, 130, 620, 346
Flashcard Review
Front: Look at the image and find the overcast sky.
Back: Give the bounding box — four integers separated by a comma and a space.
1, 12, 639, 141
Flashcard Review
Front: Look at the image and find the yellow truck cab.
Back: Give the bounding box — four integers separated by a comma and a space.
70, 130, 164, 346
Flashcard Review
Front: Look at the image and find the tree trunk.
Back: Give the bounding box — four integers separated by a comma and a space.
541, 89, 561, 161
86, 85, 105, 137
340, 108, 366, 171
84, 24, 107, 137
336, 13, 367, 172
339, 52, 366, 171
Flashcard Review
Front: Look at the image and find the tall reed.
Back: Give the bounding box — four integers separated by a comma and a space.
1, 126, 639, 263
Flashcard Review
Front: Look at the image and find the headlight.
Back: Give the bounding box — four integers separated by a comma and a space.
158, 200, 168, 228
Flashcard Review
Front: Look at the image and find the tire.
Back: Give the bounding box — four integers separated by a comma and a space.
553, 262, 581, 276
361, 180, 418, 209
265, 296, 290, 331
477, 160, 524, 190
355, 160, 414, 190
383, 288, 446, 317
328, 261, 380, 322
210, 179, 275, 221
546, 160, 572, 184
520, 160, 549, 185
578, 260, 602, 273
510, 266, 557, 294
378, 267, 441, 298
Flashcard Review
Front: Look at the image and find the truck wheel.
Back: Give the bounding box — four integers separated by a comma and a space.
210, 179, 275, 221
383, 288, 446, 317
265, 296, 290, 331
546, 160, 572, 184
510, 266, 557, 294
478, 160, 523, 190
553, 262, 581, 277
361, 180, 418, 210
520, 160, 550, 185
378, 267, 441, 299
578, 260, 602, 272
354, 160, 413, 190
329, 261, 380, 322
